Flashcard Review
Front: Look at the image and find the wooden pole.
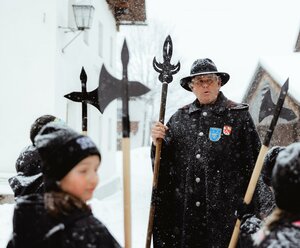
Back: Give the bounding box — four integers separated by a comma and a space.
146, 83, 168, 248
122, 137, 132, 248
228, 145, 268, 248
145, 35, 180, 248
228, 79, 289, 248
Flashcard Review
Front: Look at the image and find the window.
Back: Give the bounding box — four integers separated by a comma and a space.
108, 118, 112, 150
84, 29, 89, 46
98, 22, 103, 57
110, 36, 113, 67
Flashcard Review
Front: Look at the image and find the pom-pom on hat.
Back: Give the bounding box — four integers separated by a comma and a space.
272, 142, 300, 213
180, 58, 230, 91
30, 115, 57, 145
35, 122, 101, 191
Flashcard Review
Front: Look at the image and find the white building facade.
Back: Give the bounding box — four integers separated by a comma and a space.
0, 0, 120, 198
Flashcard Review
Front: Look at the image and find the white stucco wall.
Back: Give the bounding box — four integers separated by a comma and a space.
0, 0, 57, 173
0, 0, 119, 196
128, 99, 151, 148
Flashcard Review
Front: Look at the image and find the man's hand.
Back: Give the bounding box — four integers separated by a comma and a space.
235, 200, 254, 220
151, 122, 168, 146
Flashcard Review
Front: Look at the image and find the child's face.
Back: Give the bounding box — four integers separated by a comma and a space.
60, 155, 100, 202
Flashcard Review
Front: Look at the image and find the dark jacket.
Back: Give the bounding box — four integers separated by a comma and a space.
239, 182, 276, 248
7, 194, 121, 248
255, 222, 300, 247
239, 214, 263, 247
8, 145, 44, 197
152, 92, 261, 247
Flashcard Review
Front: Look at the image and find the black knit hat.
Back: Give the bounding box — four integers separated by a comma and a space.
15, 145, 42, 175
261, 146, 285, 187
272, 142, 300, 213
180, 58, 230, 91
35, 122, 101, 191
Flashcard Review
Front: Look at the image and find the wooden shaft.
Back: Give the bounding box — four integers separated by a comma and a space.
146, 139, 163, 248
244, 145, 268, 203
122, 138, 132, 248
153, 139, 163, 187
228, 219, 241, 248
146, 82, 168, 248
158, 83, 168, 123
228, 145, 268, 248
146, 199, 156, 248
229, 80, 288, 248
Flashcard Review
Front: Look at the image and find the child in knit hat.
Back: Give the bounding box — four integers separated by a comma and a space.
7, 122, 121, 248
261, 146, 286, 189
251, 142, 300, 247
239, 146, 286, 247
8, 114, 58, 197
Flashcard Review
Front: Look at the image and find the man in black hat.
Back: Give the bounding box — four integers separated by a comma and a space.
151, 58, 261, 247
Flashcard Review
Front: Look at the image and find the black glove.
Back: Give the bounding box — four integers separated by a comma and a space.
240, 215, 262, 234
235, 200, 254, 220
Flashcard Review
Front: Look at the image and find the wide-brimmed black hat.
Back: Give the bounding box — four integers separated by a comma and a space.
180, 58, 230, 91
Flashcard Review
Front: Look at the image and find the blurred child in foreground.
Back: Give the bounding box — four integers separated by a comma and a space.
7, 122, 121, 248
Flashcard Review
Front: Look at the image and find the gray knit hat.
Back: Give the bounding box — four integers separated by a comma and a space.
272, 142, 300, 213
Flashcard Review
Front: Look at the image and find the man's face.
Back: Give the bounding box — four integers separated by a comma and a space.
189, 74, 221, 104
